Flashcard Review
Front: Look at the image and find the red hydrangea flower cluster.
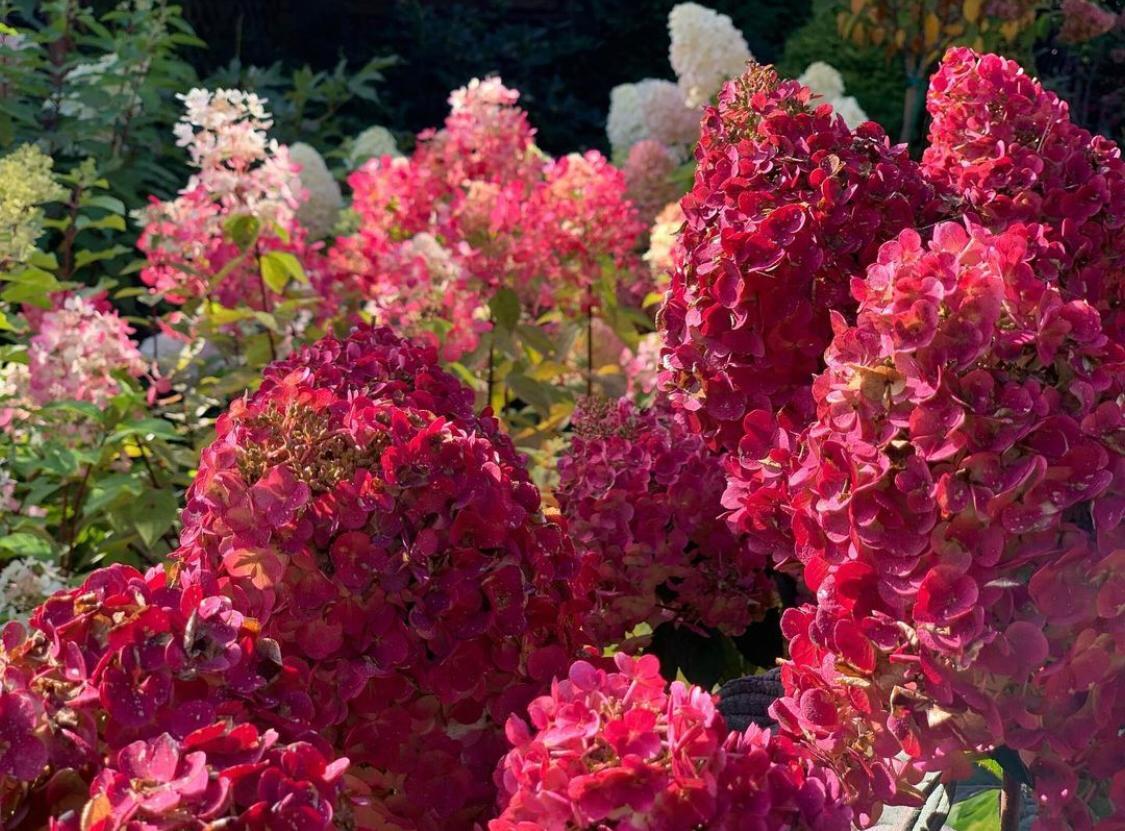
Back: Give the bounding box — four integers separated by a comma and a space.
173, 326, 592, 830
491, 652, 853, 831
0, 563, 347, 830
556, 396, 775, 644
328, 76, 646, 350
659, 63, 934, 451
923, 48, 1125, 344
771, 222, 1124, 827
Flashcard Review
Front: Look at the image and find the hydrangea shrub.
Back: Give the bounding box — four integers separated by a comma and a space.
0, 327, 594, 831
660, 49, 1124, 830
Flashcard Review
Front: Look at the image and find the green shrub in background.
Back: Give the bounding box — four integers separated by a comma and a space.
0, 0, 202, 207
777, 0, 905, 142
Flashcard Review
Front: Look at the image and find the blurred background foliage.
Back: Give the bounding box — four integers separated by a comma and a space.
169, 0, 814, 155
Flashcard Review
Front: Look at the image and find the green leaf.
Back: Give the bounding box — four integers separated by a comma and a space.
74, 245, 129, 269
224, 214, 262, 251
80, 194, 126, 214
75, 214, 127, 232
107, 418, 180, 443
126, 489, 179, 549
259, 251, 306, 293
0, 532, 54, 560
489, 288, 521, 331
977, 759, 1003, 782
516, 323, 556, 357
949, 789, 1000, 831
505, 373, 554, 417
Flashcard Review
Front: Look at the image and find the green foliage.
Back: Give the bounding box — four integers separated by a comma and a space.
201, 53, 398, 152
0, 0, 202, 207
777, 0, 906, 139
949, 789, 1001, 831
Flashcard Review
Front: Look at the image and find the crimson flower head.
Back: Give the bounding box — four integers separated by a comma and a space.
659, 61, 934, 451
924, 47, 1125, 344
0, 563, 347, 830
772, 221, 1124, 827
174, 326, 591, 830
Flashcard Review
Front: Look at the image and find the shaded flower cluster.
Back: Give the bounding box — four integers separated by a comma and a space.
770, 222, 1124, 828
22, 293, 147, 409
173, 326, 592, 830
0, 563, 348, 830
923, 48, 1125, 343
557, 396, 774, 644
623, 139, 681, 225
660, 62, 933, 451
491, 652, 853, 830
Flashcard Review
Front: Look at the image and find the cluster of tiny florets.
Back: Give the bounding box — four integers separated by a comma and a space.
557, 396, 775, 643
491, 652, 853, 830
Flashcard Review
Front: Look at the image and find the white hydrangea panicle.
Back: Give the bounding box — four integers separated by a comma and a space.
348, 125, 400, 168
290, 142, 342, 239
169, 88, 302, 228
796, 62, 869, 129
798, 61, 845, 101
608, 79, 700, 164
634, 79, 699, 158
829, 94, 868, 129
607, 83, 648, 161
668, 3, 752, 107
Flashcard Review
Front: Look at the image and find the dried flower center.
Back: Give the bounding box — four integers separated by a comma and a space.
237, 401, 388, 492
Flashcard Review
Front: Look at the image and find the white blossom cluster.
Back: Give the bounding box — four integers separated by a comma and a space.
607, 79, 699, 163
348, 125, 400, 168
290, 142, 343, 239
0, 558, 67, 622
668, 3, 753, 108
798, 61, 869, 129
170, 88, 302, 226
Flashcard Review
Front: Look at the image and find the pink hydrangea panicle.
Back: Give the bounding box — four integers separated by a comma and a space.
772, 221, 1125, 826
138, 88, 317, 308
924, 48, 1125, 343
659, 61, 934, 452
25, 293, 147, 408
491, 652, 853, 830
622, 139, 681, 225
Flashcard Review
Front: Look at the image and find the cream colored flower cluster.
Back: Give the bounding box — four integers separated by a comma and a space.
607, 78, 699, 162
668, 2, 753, 108
798, 61, 869, 129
